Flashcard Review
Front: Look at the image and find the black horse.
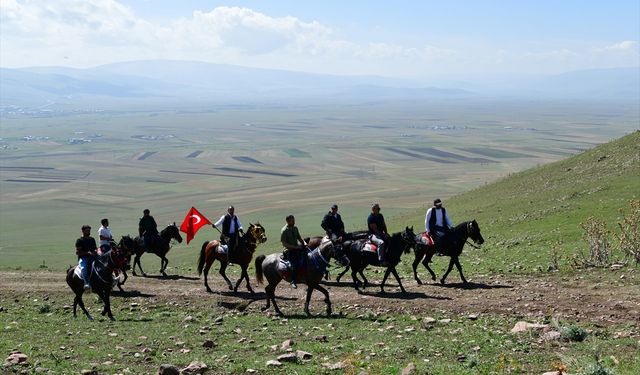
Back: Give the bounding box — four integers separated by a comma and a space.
66, 237, 133, 321
132, 223, 183, 276
411, 220, 484, 285
339, 226, 416, 293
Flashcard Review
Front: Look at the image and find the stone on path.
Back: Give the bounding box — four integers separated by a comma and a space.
510, 321, 548, 333
181, 360, 208, 374
4, 352, 28, 367
158, 364, 180, 375
401, 362, 416, 374
266, 360, 282, 367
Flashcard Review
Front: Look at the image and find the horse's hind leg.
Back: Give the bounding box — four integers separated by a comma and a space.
133, 254, 146, 276
359, 269, 369, 287
350, 269, 362, 292
261, 284, 272, 312
117, 271, 127, 291
203, 257, 215, 293
380, 268, 392, 293
441, 258, 456, 285
304, 286, 314, 316
219, 263, 233, 290
453, 257, 468, 285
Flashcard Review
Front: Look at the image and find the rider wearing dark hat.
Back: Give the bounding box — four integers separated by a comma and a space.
321, 203, 346, 242
138, 209, 158, 249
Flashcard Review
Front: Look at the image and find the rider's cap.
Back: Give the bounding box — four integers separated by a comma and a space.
143, 208, 150, 213
81, 224, 91, 230
434, 198, 442, 206
372, 202, 380, 209
330, 203, 338, 209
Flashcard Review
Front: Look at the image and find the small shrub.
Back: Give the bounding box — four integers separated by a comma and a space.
38, 304, 51, 314
574, 217, 611, 268
580, 361, 614, 375
615, 200, 640, 265
561, 325, 588, 342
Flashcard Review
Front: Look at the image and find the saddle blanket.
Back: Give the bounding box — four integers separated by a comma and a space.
215, 244, 229, 254
419, 233, 435, 246
362, 242, 378, 254
73, 264, 119, 287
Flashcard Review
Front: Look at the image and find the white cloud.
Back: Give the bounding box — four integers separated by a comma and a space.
0, 1, 637, 76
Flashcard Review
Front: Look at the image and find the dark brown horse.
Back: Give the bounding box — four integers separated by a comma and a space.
132, 223, 183, 276
197, 223, 267, 293
411, 220, 484, 285
66, 236, 134, 320
340, 227, 416, 293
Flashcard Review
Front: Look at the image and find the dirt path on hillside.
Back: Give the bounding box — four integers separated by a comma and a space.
1, 270, 638, 326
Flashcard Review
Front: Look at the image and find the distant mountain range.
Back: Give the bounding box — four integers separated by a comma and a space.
0, 60, 638, 108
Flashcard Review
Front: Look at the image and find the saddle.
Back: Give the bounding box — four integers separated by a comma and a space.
419, 232, 435, 246
215, 244, 229, 255
362, 241, 378, 254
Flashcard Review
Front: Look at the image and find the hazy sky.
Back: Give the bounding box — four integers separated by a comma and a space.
1, 0, 639, 77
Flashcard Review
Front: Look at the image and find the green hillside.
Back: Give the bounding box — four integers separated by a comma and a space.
397, 130, 640, 276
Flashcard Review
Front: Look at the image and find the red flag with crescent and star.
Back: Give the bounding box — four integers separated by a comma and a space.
179, 206, 212, 244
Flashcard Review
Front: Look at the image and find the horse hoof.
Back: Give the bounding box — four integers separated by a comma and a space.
440, 279, 445, 285
416, 279, 423, 285
142, 273, 147, 277
261, 306, 268, 312
87, 315, 93, 321
248, 289, 255, 294
206, 288, 213, 293
228, 285, 233, 291
431, 277, 436, 282
109, 316, 116, 321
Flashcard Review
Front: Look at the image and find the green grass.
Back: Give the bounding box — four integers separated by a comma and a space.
1, 289, 638, 374
396, 130, 640, 277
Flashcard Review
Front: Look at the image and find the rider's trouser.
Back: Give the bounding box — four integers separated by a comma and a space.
79, 256, 93, 286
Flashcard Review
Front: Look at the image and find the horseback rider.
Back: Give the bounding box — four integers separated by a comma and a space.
212, 206, 244, 265
321, 203, 346, 242
281, 214, 308, 289
75, 224, 98, 292
367, 203, 389, 266
425, 198, 454, 251
98, 218, 113, 253
138, 209, 158, 249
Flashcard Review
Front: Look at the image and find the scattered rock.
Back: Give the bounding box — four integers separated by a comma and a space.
401, 362, 416, 374
296, 350, 313, 360
34, 367, 49, 373
181, 360, 207, 374
277, 353, 298, 363
183, 315, 194, 322
202, 340, 216, 348
80, 370, 98, 375
468, 314, 479, 320
281, 339, 294, 350
322, 361, 347, 370
542, 372, 562, 375
314, 335, 328, 342
102, 361, 114, 366
510, 321, 548, 333
540, 331, 561, 342
439, 319, 452, 324
246, 369, 256, 374
158, 364, 180, 375
4, 352, 28, 366
213, 316, 224, 325
266, 360, 282, 367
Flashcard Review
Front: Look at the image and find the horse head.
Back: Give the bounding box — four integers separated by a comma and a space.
248, 223, 267, 244
320, 236, 349, 267
401, 226, 416, 253
467, 220, 484, 245
162, 223, 183, 244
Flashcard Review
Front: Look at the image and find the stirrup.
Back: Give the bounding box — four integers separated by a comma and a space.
83, 284, 92, 292
290, 280, 297, 289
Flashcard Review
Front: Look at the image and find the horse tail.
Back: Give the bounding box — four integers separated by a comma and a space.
255, 255, 266, 284
197, 241, 209, 276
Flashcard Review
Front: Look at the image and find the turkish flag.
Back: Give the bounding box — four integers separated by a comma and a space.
179, 207, 212, 244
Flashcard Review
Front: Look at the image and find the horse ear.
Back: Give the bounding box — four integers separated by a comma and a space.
173, 222, 176, 226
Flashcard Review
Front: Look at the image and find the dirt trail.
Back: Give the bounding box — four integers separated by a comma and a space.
1, 270, 638, 325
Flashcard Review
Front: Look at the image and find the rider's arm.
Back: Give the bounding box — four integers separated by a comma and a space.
445, 211, 453, 228
213, 215, 225, 228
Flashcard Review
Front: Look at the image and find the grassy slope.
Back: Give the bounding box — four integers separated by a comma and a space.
395, 130, 640, 277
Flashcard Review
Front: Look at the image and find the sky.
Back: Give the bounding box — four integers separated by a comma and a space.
1, 0, 639, 78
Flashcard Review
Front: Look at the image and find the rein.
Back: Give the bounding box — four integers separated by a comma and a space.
309, 248, 330, 271
464, 222, 481, 249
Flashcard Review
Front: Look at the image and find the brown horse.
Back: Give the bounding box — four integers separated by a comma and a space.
197, 223, 267, 293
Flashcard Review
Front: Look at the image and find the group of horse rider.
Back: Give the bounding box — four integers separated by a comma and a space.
75, 198, 454, 292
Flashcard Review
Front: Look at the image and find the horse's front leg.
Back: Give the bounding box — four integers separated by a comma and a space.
351, 269, 362, 293
412, 254, 423, 285
380, 267, 392, 293
160, 256, 168, 276
133, 254, 146, 277
423, 251, 437, 282
219, 263, 233, 290
390, 267, 406, 293
335, 265, 350, 283
99, 289, 115, 321
441, 258, 456, 285
315, 284, 332, 317
453, 257, 468, 285
237, 265, 253, 293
